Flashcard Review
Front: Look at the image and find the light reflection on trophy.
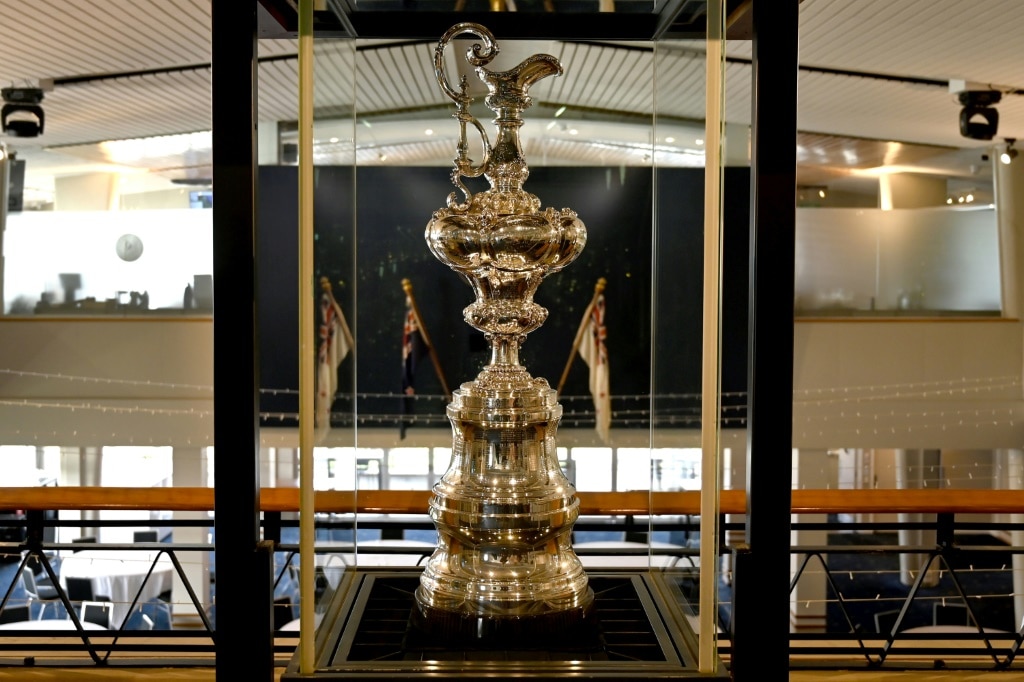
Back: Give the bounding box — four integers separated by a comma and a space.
413, 23, 595, 640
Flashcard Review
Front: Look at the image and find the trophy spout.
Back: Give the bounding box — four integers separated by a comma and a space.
478, 54, 563, 113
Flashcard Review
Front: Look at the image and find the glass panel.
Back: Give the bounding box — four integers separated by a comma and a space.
791, 0, 1016, 642
795, 205, 1000, 315
3, 209, 212, 315
652, 6, 722, 659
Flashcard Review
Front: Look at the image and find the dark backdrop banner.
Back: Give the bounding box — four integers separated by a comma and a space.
257, 165, 750, 430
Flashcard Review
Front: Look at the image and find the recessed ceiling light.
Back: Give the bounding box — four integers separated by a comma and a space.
665, 136, 675, 143
329, 137, 339, 144
425, 129, 434, 136
554, 106, 566, 117
695, 138, 704, 146
569, 128, 578, 135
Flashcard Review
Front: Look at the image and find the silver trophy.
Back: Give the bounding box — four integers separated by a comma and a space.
414, 23, 594, 640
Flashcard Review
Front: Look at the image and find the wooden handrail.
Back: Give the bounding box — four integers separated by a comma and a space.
2, 487, 1024, 516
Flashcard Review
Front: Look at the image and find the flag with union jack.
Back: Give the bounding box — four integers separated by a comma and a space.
578, 292, 611, 443
401, 298, 428, 396
315, 290, 351, 435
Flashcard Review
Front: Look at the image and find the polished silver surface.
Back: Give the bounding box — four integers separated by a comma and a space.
415, 22, 593, 629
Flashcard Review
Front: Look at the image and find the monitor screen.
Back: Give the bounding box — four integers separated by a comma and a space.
7, 158, 25, 212
189, 189, 212, 209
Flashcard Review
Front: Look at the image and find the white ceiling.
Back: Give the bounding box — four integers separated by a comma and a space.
0, 0, 1021, 206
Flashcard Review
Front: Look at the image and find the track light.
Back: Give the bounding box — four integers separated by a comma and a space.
1, 87, 45, 137
957, 90, 1001, 140
1000, 138, 1018, 165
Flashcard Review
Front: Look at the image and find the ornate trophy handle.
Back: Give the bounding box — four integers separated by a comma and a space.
434, 22, 496, 209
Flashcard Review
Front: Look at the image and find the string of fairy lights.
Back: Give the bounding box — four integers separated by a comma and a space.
1, 368, 1022, 439
0, 368, 1019, 421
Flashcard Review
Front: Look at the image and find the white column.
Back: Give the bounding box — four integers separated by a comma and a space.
170, 447, 211, 627
257, 120, 280, 165
79, 447, 102, 540
994, 142, 1024, 318
790, 448, 834, 632
895, 449, 940, 587
58, 447, 84, 544
275, 448, 299, 488
259, 445, 274, 488
720, 446, 744, 585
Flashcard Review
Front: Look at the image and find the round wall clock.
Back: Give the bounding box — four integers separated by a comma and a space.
116, 233, 144, 262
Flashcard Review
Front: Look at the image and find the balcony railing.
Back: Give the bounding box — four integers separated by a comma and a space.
1, 487, 1023, 673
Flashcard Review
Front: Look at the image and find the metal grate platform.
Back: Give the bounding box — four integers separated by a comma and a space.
282, 568, 728, 680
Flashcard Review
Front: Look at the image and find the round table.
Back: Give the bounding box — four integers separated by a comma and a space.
58, 549, 174, 627
0, 619, 103, 630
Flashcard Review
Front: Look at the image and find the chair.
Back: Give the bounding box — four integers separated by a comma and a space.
137, 612, 155, 630
273, 596, 294, 631
934, 602, 971, 626
380, 526, 405, 540
874, 609, 902, 634
133, 530, 159, 543
65, 576, 110, 603
22, 569, 61, 619
80, 600, 113, 628
71, 536, 96, 552
0, 604, 30, 624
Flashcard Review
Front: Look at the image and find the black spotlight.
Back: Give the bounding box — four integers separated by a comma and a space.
1, 87, 45, 137
958, 90, 1001, 140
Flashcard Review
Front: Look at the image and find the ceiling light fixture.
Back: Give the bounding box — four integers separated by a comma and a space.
1000, 138, 1017, 165
957, 89, 1001, 140
1, 86, 45, 137
554, 106, 566, 118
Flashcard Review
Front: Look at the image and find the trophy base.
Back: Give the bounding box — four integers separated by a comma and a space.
411, 589, 597, 646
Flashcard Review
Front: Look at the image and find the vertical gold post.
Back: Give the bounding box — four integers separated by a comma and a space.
700, 0, 726, 672
297, 0, 315, 673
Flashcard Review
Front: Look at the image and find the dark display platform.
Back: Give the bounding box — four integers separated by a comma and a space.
282, 567, 728, 680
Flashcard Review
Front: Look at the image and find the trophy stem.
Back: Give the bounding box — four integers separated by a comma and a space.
489, 334, 519, 367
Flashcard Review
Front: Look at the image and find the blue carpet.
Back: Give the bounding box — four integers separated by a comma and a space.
824, 532, 1015, 634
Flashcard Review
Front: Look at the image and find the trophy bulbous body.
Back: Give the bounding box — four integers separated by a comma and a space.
426, 194, 586, 337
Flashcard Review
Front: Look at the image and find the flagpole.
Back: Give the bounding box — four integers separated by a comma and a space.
320, 276, 355, 350
556, 277, 606, 396
401, 278, 452, 400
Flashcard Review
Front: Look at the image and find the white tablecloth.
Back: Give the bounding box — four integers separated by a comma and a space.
903, 625, 1009, 634
0, 619, 103, 630
315, 540, 434, 568
573, 541, 687, 568
59, 549, 174, 627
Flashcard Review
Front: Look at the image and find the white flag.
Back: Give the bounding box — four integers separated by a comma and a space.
315, 291, 351, 438
578, 293, 611, 443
